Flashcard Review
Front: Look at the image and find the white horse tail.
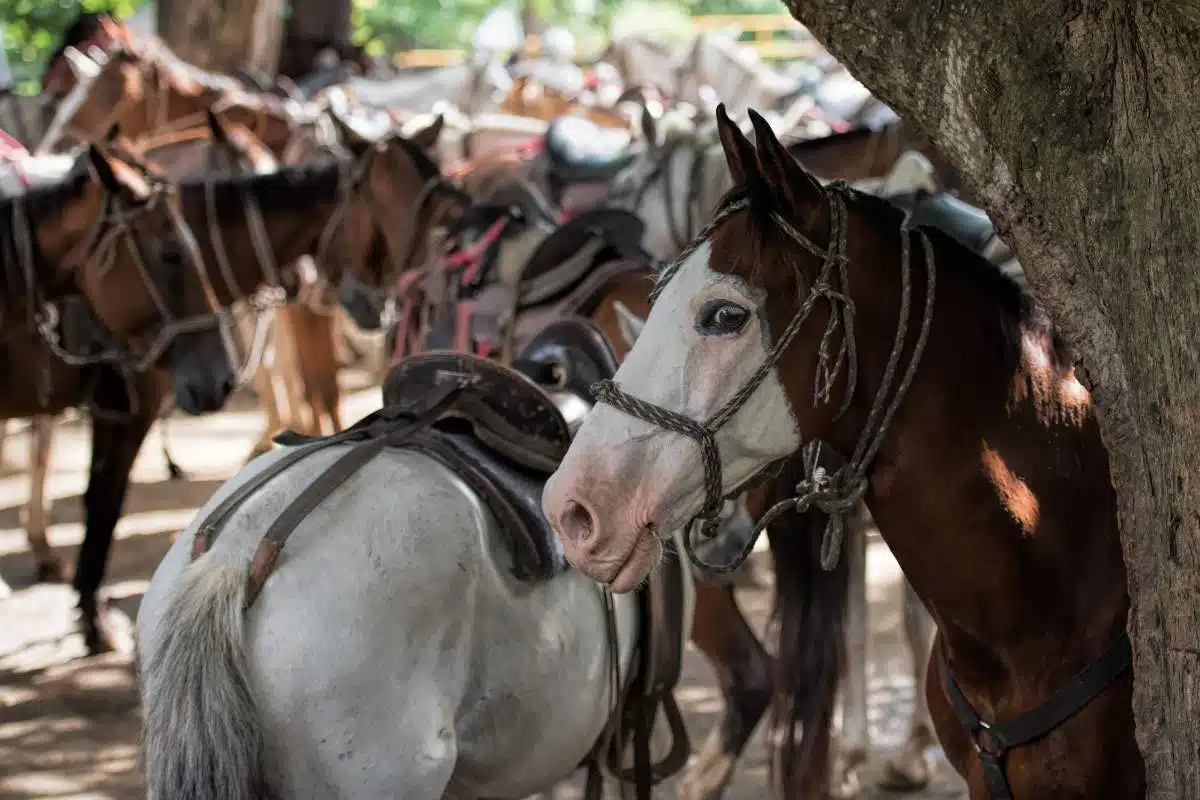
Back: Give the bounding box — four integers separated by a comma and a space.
141, 557, 269, 800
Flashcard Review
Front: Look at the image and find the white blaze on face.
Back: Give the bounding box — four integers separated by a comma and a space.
562, 240, 801, 535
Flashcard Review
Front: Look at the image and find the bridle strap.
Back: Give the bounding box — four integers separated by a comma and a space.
593, 183, 937, 574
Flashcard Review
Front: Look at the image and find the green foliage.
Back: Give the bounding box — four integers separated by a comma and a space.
1, 0, 146, 92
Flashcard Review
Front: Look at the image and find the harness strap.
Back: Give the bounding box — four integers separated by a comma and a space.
191, 383, 467, 564
937, 631, 1132, 799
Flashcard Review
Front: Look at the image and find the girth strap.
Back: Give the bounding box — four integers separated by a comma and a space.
937, 631, 1132, 799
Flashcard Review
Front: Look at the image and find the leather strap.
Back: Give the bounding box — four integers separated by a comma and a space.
937, 631, 1132, 799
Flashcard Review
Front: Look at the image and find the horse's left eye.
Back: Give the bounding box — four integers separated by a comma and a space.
695, 299, 750, 336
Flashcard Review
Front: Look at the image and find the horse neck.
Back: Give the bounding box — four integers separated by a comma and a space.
824, 224, 1128, 671
186, 165, 344, 301
3, 184, 101, 325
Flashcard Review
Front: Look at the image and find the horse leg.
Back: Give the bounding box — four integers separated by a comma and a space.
676, 582, 772, 800
275, 306, 314, 435
74, 410, 154, 654
878, 577, 937, 791
22, 415, 68, 582
834, 520, 870, 798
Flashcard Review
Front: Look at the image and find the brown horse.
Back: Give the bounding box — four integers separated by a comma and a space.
37, 17, 299, 156
1, 141, 248, 650
13, 117, 280, 582
543, 106, 1141, 798
13, 121, 435, 651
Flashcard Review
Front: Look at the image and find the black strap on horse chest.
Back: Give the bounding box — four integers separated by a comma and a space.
938, 631, 1132, 799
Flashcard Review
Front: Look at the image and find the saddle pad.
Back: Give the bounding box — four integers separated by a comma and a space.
407, 429, 569, 581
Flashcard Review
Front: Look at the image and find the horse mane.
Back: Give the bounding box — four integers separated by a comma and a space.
177, 158, 345, 217
391, 135, 441, 182
0, 158, 93, 301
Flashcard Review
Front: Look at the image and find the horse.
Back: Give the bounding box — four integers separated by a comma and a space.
35, 19, 303, 156
0, 141, 251, 650
675, 31, 804, 118
609, 107, 970, 265
597, 34, 683, 99
331, 56, 513, 117
12, 116, 433, 651
543, 105, 1142, 798
9, 115, 283, 575
134, 231, 753, 796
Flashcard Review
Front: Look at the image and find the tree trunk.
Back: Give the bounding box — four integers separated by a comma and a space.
781, 1, 1200, 795
277, 0, 357, 79
156, 0, 284, 74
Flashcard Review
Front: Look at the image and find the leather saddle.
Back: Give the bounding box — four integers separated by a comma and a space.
888, 189, 1004, 259
373, 317, 621, 582
543, 116, 637, 184
518, 208, 648, 308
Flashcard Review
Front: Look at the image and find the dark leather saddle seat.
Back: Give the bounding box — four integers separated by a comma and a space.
543, 116, 637, 183
518, 208, 647, 308
888, 190, 999, 257
372, 316, 620, 581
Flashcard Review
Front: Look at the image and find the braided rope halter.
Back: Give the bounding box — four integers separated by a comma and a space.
592, 181, 938, 574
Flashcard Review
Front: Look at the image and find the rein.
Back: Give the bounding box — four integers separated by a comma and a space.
593, 183, 937, 574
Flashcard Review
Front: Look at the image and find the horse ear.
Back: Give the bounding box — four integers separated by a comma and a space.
747, 109, 824, 221
329, 111, 371, 155
87, 144, 124, 194
715, 104, 758, 186
639, 104, 658, 146
408, 113, 444, 151
613, 301, 646, 348
206, 108, 229, 143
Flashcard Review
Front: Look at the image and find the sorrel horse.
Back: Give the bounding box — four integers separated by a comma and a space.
5, 119, 276, 589
544, 106, 1142, 798
1, 141, 249, 651
13, 119, 431, 651
36, 18, 303, 157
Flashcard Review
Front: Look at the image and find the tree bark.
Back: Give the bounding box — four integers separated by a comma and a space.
780, 1, 1200, 795
156, 0, 284, 75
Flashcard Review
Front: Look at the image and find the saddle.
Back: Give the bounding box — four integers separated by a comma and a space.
889, 189, 1000, 257
543, 116, 637, 184
518, 208, 647, 308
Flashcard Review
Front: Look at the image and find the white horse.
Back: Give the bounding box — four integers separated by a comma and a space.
136, 339, 725, 798
336, 57, 513, 117
676, 31, 802, 118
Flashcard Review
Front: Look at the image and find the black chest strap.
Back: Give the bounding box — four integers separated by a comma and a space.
937, 631, 1132, 799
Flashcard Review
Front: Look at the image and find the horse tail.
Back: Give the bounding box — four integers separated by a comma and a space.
766, 445, 851, 798
141, 557, 269, 800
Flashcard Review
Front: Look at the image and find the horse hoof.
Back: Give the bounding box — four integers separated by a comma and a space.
79, 603, 120, 656
677, 736, 735, 800
832, 747, 868, 799
36, 557, 70, 584
877, 752, 931, 792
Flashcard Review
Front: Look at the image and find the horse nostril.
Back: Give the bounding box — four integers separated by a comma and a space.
558, 499, 596, 545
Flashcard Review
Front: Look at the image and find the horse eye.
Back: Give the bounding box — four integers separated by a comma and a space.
695, 299, 750, 336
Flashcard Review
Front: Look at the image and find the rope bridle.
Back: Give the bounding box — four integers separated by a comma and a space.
592, 182, 937, 574
20, 165, 240, 377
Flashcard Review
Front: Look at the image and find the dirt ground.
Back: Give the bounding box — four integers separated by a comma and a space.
0, 370, 967, 799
